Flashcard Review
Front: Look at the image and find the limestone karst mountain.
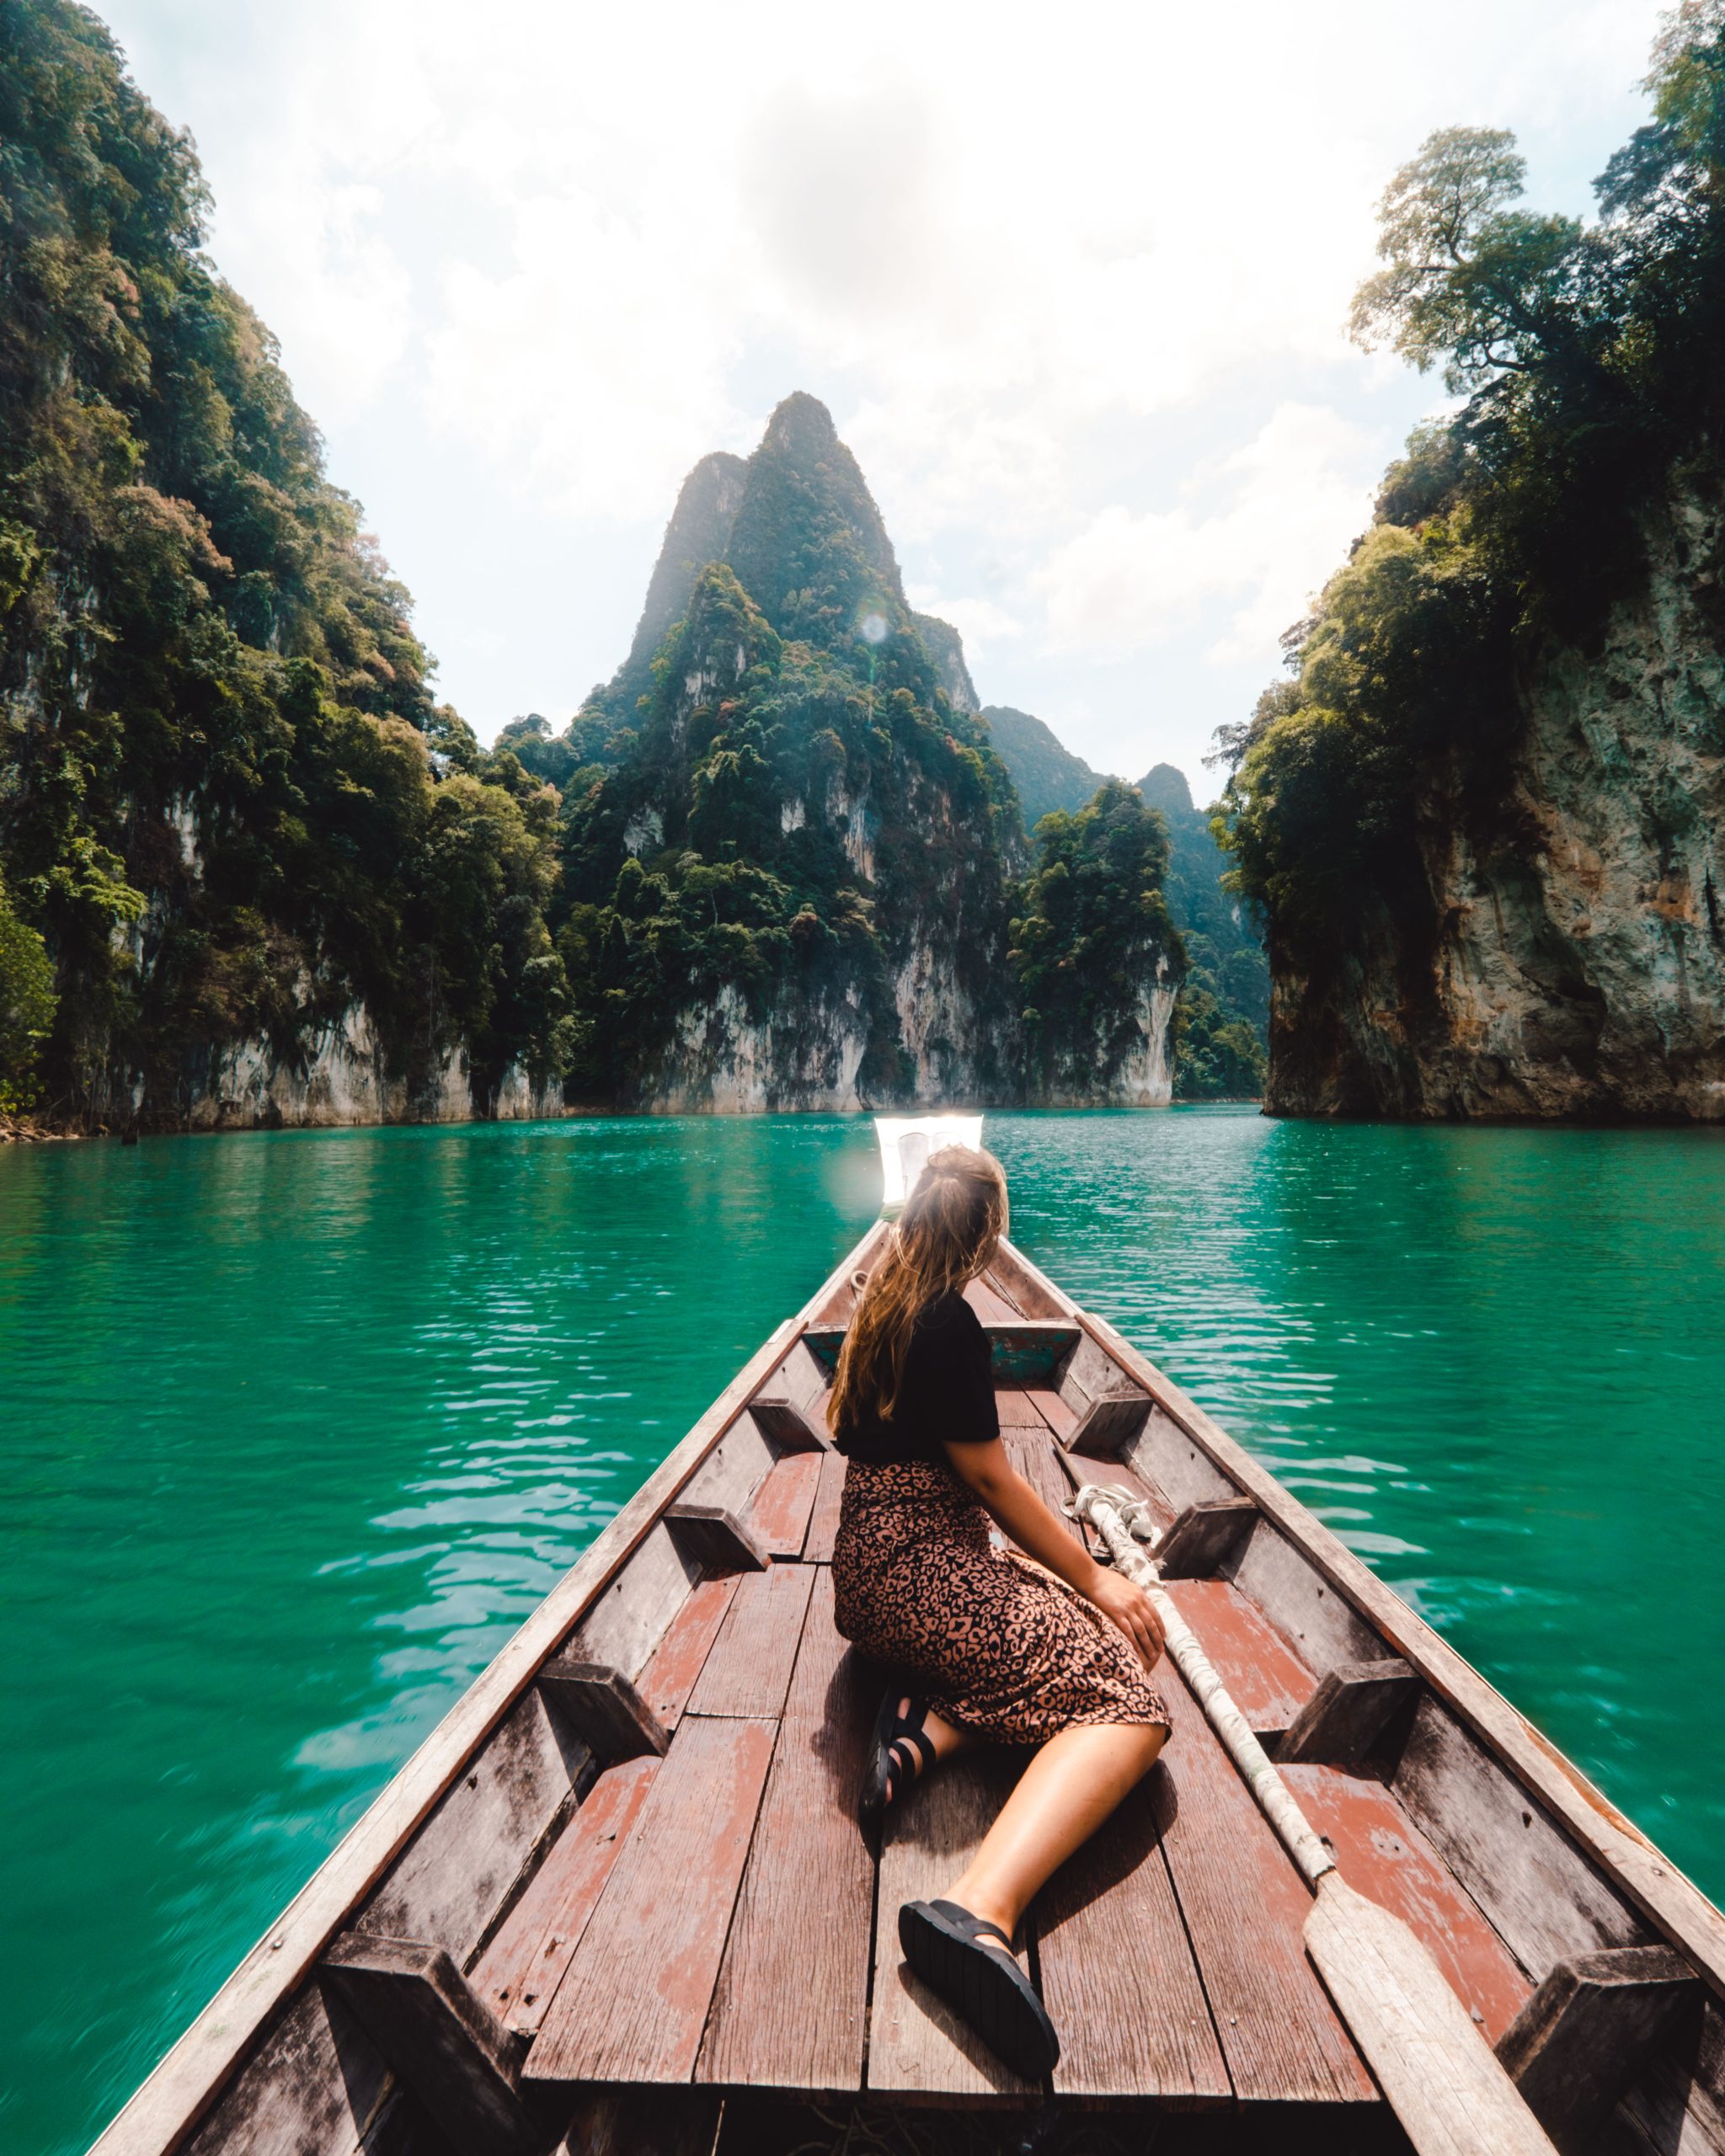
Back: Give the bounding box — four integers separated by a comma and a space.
545, 394, 1184, 1110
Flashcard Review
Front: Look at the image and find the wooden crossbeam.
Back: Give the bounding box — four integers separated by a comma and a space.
665, 1500, 772, 1576
1276, 1659, 1419, 1765
537, 1659, 670, 1765
750, 1397, 829, 1453
1496, 1945, 1700, 2150
1154, 1496, 1258, 1578
1063, 1392, 1152, 1458
320, 1933, 535, 2156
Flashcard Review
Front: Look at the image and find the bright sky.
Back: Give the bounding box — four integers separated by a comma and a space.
99, 0, 1669, 799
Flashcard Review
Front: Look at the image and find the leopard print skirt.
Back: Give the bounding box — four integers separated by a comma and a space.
830, 1458, 1170, 1742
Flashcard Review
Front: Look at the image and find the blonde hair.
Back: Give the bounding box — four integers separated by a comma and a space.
828, 1145, 1008, 1433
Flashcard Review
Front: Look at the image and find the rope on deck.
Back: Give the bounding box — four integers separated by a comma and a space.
1069, 1483, 1337, 1892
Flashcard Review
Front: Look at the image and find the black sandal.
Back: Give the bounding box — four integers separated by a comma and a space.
859, 1689, 937, 1828
898, 1897, 1061, 2076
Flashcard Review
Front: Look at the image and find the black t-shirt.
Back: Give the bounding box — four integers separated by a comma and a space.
834, 1289, 1000, 1465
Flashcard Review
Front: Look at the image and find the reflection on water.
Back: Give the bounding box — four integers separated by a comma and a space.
3, 1107, 1722, 2153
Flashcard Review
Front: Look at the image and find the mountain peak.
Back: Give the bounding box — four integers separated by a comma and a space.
1135, 761, 1194, 817
760, 391, 841, 458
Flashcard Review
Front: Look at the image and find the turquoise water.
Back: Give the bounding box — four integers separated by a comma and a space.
2, 1108, 1722, 2153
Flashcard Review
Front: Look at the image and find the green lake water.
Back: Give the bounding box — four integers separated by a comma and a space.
3, 1106, 1723, 2153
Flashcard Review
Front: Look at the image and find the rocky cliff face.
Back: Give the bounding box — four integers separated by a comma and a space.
1268, 493, 1725, 1120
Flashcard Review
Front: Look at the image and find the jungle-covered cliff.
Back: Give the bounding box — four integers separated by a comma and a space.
0, 0, 575, 1129
1217, 3, 1725, 1121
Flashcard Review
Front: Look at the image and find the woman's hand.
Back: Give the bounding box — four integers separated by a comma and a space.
1084, 1563, 1165, 1670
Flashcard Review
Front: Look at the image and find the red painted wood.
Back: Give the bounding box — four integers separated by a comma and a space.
964, 1278, 1019, 1323
1024, 1386, 1078, 1444
697, 1570, 874, 2092
803, 1449, 847, 1564
471, 1756, 660, 2037
685, 1561, 816, 1722
1154, 1667, 1376, 2102
1281, 1763, 1535, 2043
1162, 1578, 1318, 1736
525, 1716, 777, 2084
745, 1449, 823, 1558
634, 1577, 738, 1732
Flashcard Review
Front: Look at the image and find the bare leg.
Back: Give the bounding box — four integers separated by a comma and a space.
942, 1721, 1167, 1945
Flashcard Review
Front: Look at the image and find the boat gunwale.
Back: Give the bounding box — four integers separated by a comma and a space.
88, 1220, 889, 2156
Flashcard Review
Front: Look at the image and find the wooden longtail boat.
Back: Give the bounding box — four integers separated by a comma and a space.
90, 1225, 1725, 2156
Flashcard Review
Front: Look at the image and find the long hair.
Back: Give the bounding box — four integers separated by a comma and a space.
828, 1145, 1009, 1434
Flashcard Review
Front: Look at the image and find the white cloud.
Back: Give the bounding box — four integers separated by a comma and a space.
99, 0, 1670, 779
1035, 404, 1379, 662
909, 593, 1026, 668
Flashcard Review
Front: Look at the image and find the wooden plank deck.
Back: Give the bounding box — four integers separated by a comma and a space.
522, 1412, 1415, 2116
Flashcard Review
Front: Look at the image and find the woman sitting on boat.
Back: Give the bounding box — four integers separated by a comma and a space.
830, 1145, 1170, 2075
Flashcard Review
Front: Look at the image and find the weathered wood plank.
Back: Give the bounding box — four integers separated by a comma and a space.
537, 1659, 669, 1765
568, 1518, 702, 1682
802, 1448, 847, 1565
1498, 1945, 1700, 2150
1617, 1991, 1725, 2156
994, 1387, 1046, 1429
1278, 1659, 1420, 1767
320, 1935, 533, 2156
182, 1988, 390, 2156
685, 1561, 817, 1723
557, 2088, 722, 2156
964, 1277, 1021, 1324
1154, 1665, 1376, 2103
697, 1570, 874, 2093
88, 1227, 889, 2156
868, 1749, 1040, 2103
472, 1756, 660, 2038
526, 1716, 777, 2085
1280, 1763, 1534, 2044
355, 1687, 585, 1967
678, 1414, 778, 1521
665, 1501, 772, 1577
635, 1577, 738, 1731
1065, 1394, 1153, 1459
1002, 1427, 1081, 1529
1124, 1403, 1246, 1516
1036, 1768, 1231, 2102
743, 1449, 823, 1559
1226, 1517, 1387, 1674
1161, 1578, 1317, 1741
1023, 1386, 1077, 1445
747, 1398, 829, 1454
1392, 1694, 1654, 1981
1155, 1496, 1258, 1578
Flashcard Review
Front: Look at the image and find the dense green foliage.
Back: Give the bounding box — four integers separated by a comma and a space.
1217, 3, 1725, 973
975, 713, 1269, 1097
1008, 782, 1184, 1096
0, 0, 570, 1121
0, 863, 56, 1107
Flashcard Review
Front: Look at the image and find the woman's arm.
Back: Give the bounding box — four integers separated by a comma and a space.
943, 1438, 1165, 1669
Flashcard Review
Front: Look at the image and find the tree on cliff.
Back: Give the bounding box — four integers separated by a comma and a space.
0, 0, 571, 1123
1009, 783, 1185, 1102
1215, 0, 1725, 1016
